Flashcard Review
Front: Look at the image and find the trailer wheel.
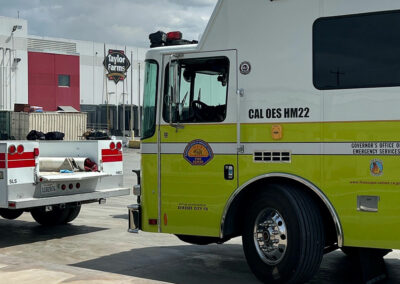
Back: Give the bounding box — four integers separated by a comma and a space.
31, 207, 70, 226
63, 205, 81, 224
242, 184, 325, 284
341, 247, 392, 258
0, 209, 23, 220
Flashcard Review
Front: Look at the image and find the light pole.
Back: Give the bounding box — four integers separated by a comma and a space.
0, 47, 4, 110
107, 91, 115, 133
122, 92, 128, 138
138, 62, 141, 137
6, 25, 22, 110
130, 51, 133, 138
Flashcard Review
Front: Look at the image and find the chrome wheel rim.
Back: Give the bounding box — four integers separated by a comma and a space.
253, 208, 288, 265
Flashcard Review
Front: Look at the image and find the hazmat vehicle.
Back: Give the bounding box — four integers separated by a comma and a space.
0, 140, 129, 225
129, 0, 400, 282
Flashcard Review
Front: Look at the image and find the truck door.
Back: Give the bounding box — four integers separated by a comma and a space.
160, 50, 237, 237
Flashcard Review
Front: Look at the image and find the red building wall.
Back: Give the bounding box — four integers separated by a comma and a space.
28, 52, 80, 111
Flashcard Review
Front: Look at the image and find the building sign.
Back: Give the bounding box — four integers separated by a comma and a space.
103, 50, 131, 84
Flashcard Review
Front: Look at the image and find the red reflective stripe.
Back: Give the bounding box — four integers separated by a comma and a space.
8, 152, 35, 160
8, 160, 35, 168
102, 149, 121, 156
0, 161, 5, 168
0, 153, 5, 160
102, 155, 123, 162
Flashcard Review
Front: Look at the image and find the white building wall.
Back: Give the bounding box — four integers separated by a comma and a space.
0, 16, 28, 110
28, 34, 147, 107
0, 15, 147, 112
76, 40, 146, 107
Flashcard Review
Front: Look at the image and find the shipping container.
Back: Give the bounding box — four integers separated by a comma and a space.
9, 112, 87, 141
0, 111, 11, 140
11, 112, 29, 140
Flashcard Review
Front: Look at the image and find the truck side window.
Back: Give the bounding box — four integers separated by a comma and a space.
313, 10, 400, 90
163, 57, 229, 123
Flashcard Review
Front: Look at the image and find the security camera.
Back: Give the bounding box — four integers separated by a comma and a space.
12, 25, 22, 32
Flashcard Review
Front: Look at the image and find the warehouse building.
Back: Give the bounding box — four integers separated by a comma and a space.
0, 15, 147, 136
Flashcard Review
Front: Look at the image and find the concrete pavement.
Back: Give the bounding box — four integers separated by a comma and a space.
0, 148, 399, 283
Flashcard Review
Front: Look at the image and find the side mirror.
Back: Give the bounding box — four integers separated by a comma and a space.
167, 55, 184, 130
170, 60, 180, 105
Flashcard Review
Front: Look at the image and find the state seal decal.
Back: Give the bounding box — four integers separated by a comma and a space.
183, 140, 214, 166
370, 159, 383, 176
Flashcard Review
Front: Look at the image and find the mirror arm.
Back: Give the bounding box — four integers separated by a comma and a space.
168, 53, 185, 131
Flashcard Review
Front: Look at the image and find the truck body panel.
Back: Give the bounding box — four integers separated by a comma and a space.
134, 0, 400, 251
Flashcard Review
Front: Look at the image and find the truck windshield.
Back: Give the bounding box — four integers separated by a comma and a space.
142, 60, 158, 139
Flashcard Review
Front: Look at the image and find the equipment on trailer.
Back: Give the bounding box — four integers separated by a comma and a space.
0, 140, 129, 225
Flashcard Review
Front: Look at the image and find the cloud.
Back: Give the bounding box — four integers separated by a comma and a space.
0, 0, 218, 47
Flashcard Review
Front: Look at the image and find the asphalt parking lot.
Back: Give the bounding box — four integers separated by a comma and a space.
0, 148, 399, 283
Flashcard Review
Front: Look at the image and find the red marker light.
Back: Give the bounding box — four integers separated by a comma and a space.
34, 148, 40, 157
8, 145, 16, 155
61, 184, 66, 190
76, 183, 81, 189
167, 31, 182, 41
116, 142, 122, 150
148, 219, 158, 225
110, 142, 116, 150
69, 184, 73, 190
17, 145, 24, 154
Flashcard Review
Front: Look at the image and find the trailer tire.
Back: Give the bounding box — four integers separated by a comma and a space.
242, 184, 325, 284
0, 209, 23, 220
63, 205, 81, 224
31, 207, 70, 226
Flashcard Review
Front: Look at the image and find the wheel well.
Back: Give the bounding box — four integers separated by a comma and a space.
222, 177, 339, 247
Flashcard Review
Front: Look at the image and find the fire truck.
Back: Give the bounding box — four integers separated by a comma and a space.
129, 0, 400, 282
0, 140, 129, 225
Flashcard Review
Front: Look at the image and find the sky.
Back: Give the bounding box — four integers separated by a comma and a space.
0, 0, 218, 48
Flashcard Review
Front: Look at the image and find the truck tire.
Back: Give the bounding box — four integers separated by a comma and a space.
0, 209, 23, 220
242, 184, 325, 284
31, 207, 70, 226
341, 247, 392, 258
63, 205, 81, 224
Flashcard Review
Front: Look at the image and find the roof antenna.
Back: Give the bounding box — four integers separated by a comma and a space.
17, 11, 19, 18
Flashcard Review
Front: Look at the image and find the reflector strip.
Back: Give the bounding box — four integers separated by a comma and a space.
8, 160, 35, 168
0, 161, 5, 169
8, 152, 35, 160
0, 153, 5, 160
102, 149, 121, 156
102, 155, 123, 163
102, 149, 123, 163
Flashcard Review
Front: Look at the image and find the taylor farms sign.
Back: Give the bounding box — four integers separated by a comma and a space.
103, 50, 131, 84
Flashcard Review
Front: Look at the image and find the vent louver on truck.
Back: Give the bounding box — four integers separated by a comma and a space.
254, 151, 291, 163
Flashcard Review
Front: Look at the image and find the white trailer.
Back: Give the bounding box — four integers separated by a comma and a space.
0, 140, 129, 225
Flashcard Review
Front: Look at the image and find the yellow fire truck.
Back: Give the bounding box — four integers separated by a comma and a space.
129, 0, 400, 282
